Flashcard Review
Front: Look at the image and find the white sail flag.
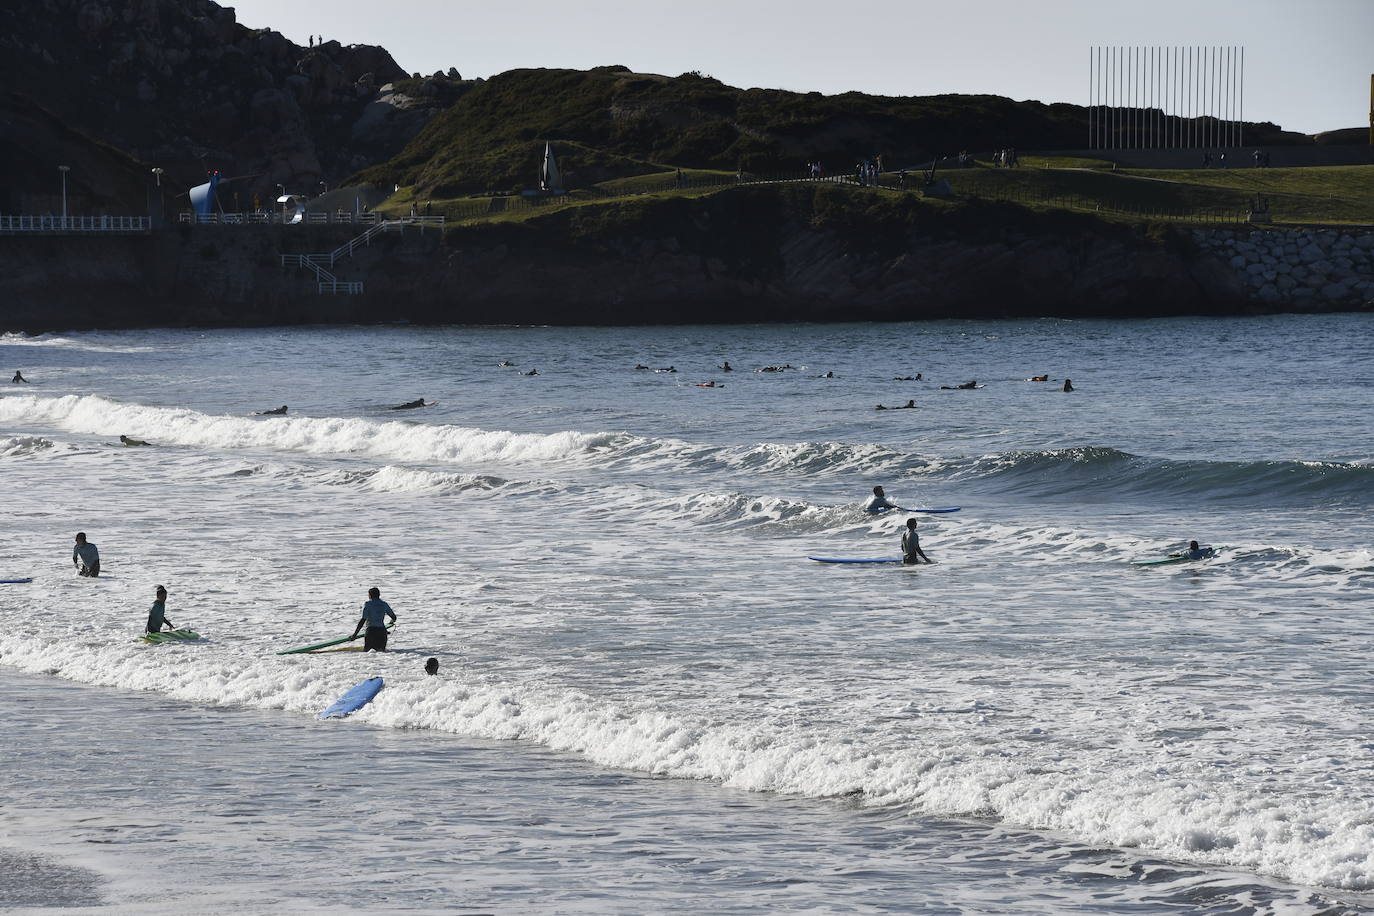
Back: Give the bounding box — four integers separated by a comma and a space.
540, 142, 563, 193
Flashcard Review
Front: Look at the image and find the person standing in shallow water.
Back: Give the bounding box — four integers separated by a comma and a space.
12, 370, 28, 383
901, 518, 932, 565
352, 587, 397, 652
72, 532, 100, 577
146, 585, 175, 633
1063, 379, 1074, 392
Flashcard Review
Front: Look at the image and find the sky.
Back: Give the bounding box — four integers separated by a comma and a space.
228, 0, 1373, 135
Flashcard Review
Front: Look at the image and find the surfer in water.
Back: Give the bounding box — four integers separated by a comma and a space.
940, 380, 979, 390
72, 532, 100, 577
389, 398, 428, 410
498, 360, 515, 367
145, 585, 175, 633
523, 369, 538, 376
1182, 540, 1213, 560
351, 587, 397, 652
256, 406, 288, 415
120, 435, 152, 446
12, 370, 28, 383
864, 486, 902, 514
901, 518, 933, 564
1028, 374, 1049, 382
424, 657, 439, 675
1062, 379, 1074, 392
874, 400, 916, 410
719, 361, 733, 372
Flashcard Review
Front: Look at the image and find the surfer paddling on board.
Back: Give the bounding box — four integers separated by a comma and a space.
351, 587, 397, 652
1179, 540, 1214, 560
389, 398, 429, 410
863, 486, 904, 514
72, 532, 100, 577
145, 585, 176, 634
256, 405, 287, 415
901, 518, 933, 565
120, 435, 152, 446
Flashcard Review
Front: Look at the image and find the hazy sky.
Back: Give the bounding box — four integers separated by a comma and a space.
229, 0, 1372, 135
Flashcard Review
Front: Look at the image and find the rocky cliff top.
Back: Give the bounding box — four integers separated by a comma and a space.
0, 0, 443, 200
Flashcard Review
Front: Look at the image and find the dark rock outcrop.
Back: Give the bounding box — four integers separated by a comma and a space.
5, 187, 1328, 334
0, 0, 443, 202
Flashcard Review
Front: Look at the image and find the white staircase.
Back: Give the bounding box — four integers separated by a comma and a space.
279, 219, 410, 294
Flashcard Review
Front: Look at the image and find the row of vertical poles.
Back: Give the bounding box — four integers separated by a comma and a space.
1088, 46, 1244, 150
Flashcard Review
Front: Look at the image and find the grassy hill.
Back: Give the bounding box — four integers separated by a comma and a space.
349, 66, 1305, 198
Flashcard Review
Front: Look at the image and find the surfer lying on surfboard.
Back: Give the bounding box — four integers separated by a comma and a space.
389, 398, 433, 410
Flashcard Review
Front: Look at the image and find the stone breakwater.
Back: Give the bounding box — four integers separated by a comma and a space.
1195, 228, 1374, 310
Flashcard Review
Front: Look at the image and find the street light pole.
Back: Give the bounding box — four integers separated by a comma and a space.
58, 165, 70, 228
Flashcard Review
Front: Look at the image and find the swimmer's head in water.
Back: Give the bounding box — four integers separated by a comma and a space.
424, 657, 439, 675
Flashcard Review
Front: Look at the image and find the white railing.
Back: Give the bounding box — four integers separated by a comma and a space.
0, 214, 150, 232
180, 211, 445, 227
319, 281, 364, 294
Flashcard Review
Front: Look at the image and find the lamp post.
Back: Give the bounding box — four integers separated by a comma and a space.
150, 168, 164, 228
58, 165, 70, 228
276, 184, 286, 223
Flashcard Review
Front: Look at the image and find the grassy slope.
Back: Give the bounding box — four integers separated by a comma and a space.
939, 163, 1374, 224
350, 66, 1303, 198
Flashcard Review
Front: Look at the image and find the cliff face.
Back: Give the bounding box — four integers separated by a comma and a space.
0, 188, 1287, 332
0, 0, 433, 206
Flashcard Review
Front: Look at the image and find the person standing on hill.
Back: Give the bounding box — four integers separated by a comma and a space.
351, 587, 397, 652
145, 585, 176, 633
72, 532, 100, 577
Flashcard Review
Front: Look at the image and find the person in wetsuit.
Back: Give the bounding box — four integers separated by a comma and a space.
258, 406, 288, 415
351, 587, 397, 652
389, 398, 427, 410
120, 435, 152, 446
901, 518, 932, 564
864, 486, 900, 514
72, 532, 100, 577
146, 585, 176, 633
1063, 379, 1074, 392
12, 370, 28, 383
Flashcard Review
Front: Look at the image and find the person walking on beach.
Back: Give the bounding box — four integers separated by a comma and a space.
351, 587, 397, 652
145, 585, 176, 633
901, 518, 932, 565
72, 532, 100, 577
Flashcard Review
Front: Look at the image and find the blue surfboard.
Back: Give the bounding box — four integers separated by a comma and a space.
0, 578, 33, 584
867, 506, 961, 514
808, 556, 903, 564
319, 677, 384, 719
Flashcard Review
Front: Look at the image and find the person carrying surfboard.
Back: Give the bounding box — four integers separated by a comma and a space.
72, 532, 100, 577
863, 486, 904, 514
351, 587, 397, 652
145, 585, 176, 633
901, 518, 933, 565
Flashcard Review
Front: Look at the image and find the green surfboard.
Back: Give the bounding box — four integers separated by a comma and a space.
140, 628, 200, 644
276, 634, 359, 655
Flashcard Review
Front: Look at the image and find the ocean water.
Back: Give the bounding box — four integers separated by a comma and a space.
1, 316, 1371, 914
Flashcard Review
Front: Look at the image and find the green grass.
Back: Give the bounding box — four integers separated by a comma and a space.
938, 163, 1374, 224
